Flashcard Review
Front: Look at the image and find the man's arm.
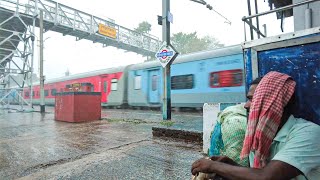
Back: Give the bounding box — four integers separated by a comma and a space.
191, 158, 301, 180
210, 156, 240, 166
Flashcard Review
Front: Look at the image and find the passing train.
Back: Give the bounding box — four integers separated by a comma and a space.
23, 45, 246, 108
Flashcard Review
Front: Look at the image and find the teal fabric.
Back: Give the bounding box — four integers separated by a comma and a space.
209, 122, 224, 156
249, 116, 320, 180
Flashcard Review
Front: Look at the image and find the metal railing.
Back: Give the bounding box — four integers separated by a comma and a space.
0, 0, 160, 54
242, 0, 320, 41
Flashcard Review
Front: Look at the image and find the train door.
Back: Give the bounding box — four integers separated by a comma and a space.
101, 76, 109, 103
148, 70, 160, 104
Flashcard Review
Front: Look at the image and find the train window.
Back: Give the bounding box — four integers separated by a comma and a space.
152, 75, 158, 91
210, 69, 243, 88
111, 79, 117, 91
134, 76, 141, 90
171, 74, 194, 90
103, 81, 107, 93
44, 90, 49, 97
37, 91, 39, 96
51, 89, 57, 96
25, 91, 29, 97
233, 71, 243, 85
211, 73, 219, 86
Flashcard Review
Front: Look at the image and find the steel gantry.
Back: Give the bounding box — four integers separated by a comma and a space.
0, 0, 36, 110
0, 0, 160, 110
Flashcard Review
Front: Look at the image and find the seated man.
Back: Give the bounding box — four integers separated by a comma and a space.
191, 71, 320, 180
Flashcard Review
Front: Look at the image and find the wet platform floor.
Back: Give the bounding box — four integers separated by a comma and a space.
0, 107, 203, 179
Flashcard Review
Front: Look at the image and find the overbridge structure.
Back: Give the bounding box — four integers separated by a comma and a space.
0, 0, 160, 109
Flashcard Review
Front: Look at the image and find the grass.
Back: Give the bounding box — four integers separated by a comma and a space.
159, 121, 175, 127
103, 118, 147, 124
103, 118, 124, 123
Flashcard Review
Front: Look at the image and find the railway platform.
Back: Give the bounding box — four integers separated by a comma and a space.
0, 106, 203, 179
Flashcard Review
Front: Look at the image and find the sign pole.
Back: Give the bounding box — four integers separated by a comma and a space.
162, 0, 171, 120
40, 10, 45, 113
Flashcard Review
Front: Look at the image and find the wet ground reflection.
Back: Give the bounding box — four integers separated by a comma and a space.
0, 108, 202, 179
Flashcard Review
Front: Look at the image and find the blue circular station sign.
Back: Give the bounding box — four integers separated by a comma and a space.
155, 42, 178, 68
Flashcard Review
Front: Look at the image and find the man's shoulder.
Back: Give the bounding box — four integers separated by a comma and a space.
273, 117, 320, 179
289, 117, 320, 138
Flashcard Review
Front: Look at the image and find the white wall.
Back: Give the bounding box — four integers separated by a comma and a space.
203, 103, 220, 154
203, 103, 245, 154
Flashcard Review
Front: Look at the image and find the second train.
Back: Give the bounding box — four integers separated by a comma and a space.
23, 45, 246, 108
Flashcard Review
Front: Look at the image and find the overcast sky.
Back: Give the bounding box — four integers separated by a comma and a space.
30, 0, 294, 79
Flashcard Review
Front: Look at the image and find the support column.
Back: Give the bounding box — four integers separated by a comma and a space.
247, 0, 254, 40
29, 11, 36, 109
162, 0, 171, 120
40, 10, 45, 113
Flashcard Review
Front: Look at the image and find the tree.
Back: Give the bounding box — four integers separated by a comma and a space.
134, 21, 151, 34
171, 32, 224, 54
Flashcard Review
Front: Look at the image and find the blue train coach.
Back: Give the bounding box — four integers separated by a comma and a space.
127, 45, 246, 108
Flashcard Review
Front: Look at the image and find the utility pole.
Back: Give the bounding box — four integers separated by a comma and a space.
40, 10, 45, 113
162, 0, 171, 120
30, 12, 35, 110
247, 0, 254, 40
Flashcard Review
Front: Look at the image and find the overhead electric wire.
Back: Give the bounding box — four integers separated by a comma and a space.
189, 0, 232, 25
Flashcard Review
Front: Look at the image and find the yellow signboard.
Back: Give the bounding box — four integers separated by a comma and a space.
98, 24, 117, 39
72, 83, 81, 88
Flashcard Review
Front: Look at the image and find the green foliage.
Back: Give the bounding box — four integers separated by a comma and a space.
134, 21, 151, 34
103, 118, 147, 124
159, 121, 175, 127
134, 21, 224, 56
171, 32, 224, 54
104, 118, 124, 123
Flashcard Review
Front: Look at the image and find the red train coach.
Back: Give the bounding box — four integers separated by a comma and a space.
23, 66, 129, 107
